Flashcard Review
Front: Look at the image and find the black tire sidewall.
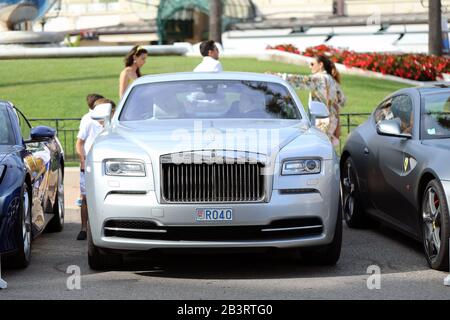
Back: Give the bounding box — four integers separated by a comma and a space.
302, 193, 342, 265
45, 168, 64, 232
87, 222, 98, 261
422, 179, 449, 271
342, 157, 363, 227
88, 222, 122, 270
9, 182, 32, 268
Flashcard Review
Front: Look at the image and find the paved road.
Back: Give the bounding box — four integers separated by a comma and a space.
1, 208, 450, 300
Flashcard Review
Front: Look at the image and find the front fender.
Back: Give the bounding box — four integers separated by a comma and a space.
0, 154, 26, 253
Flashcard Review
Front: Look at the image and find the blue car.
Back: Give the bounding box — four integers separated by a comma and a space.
0, 100, 64, 268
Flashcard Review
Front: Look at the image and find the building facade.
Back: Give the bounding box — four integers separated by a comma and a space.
38, 0, 450, 33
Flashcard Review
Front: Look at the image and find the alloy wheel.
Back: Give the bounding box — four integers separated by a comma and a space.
423, 186, 442, 262
58, 169, 64, 224
342, 162, 355, 221
22, 189, 31, 260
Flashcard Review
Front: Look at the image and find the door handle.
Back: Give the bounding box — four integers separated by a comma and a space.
364, 147, 370, 155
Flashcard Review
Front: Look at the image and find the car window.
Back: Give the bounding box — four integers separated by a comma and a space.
421, 91, 450, 139
374, 95, 413, 135
374, 98, 393, 124
391, 95, 414, 135
0, 105, 14, 145
120, 80, 301, 121
14, 108, 31, 140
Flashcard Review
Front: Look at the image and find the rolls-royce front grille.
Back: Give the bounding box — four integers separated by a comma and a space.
161, 162, 265, 203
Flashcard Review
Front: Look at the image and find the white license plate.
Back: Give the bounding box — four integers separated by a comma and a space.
196, 208, 233, 221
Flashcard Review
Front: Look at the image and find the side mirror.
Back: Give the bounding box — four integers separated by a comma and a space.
377, 119, 412, 139
91, 103, 112, 124
309, 101, 329, 119
29, 126, 56, 142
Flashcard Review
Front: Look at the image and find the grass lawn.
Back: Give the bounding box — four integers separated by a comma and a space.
0, 56, 408, 163
0, 56, 408, 118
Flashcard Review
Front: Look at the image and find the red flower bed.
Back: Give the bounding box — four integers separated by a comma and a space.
266, 44, 450, 81
266, 44, 300, 55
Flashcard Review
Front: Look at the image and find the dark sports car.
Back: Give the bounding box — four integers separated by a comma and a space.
0, 100, 64, 268
341, 84, 450, 271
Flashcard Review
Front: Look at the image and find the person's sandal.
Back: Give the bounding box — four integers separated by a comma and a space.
76, 231, 87, 241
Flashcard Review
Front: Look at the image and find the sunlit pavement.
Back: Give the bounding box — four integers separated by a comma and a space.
1, 169, 449, 299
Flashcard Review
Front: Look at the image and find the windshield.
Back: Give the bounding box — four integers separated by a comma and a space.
421, 91, 450, 139
0, 105, 14, 145
119, 80, 301, 121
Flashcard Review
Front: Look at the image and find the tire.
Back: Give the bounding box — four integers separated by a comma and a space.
421, 179, 449, 271
46, 168, 64, 233
341, 156, 372, 228
88, 222, 123, 270
302, 198, 342, 265
6, 183, 32, 269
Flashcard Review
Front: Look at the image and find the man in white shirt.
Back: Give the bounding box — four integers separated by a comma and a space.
75, 97, 115, 240
193, 40, 223, 72
73, 94, 103, 208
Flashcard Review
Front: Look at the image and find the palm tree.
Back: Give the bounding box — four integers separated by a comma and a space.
429, 0, 443, 56
209, 0, 222, 44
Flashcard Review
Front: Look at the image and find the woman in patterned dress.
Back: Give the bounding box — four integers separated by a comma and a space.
275, 55, 346, 146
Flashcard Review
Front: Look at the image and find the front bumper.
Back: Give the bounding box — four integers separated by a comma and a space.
0, 183, 22, 253
86, 161, 340, 251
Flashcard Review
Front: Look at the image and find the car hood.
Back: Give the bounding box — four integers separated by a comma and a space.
90, 119, 334, 162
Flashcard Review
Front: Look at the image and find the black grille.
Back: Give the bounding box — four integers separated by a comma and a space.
104, 220, 159, 230
103, 218, 323, 241
161, 162, 265, 203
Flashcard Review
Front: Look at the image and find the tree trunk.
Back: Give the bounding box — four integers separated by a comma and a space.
429, 0, 443, 56
333, 0, 345, 16
209, 0, 222, 44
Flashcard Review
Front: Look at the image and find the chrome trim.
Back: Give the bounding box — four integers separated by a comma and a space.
261, 225, 323, 232
160, 150, 267, 165
104, 227, 167, 233
160, 151, 267, 203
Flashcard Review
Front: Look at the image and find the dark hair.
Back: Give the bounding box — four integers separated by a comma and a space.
199, 40, 216, 57
124, 45, 148, 78
316, 55, 341, 84
86, 93, 104, 110
94, 98, 116, 110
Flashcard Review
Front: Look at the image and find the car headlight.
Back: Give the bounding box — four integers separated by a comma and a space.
282, 159, 321, 175
104, 160, 146, 177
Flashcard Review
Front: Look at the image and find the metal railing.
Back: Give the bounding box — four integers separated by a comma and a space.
340, 112, 371, 132
28, 117, 81, 161
338, 112, 372, 152
28, 112, 372, 162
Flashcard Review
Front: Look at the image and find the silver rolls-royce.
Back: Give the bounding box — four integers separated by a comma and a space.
85, 72, 342, 270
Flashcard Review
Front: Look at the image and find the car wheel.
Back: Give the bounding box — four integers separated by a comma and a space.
46, 168, 64, 232
302, 197, 342, 265
421, 179, 449, 271
88, 222, 123, 270
341, 157, 371, 228
6, 183, 32, 269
